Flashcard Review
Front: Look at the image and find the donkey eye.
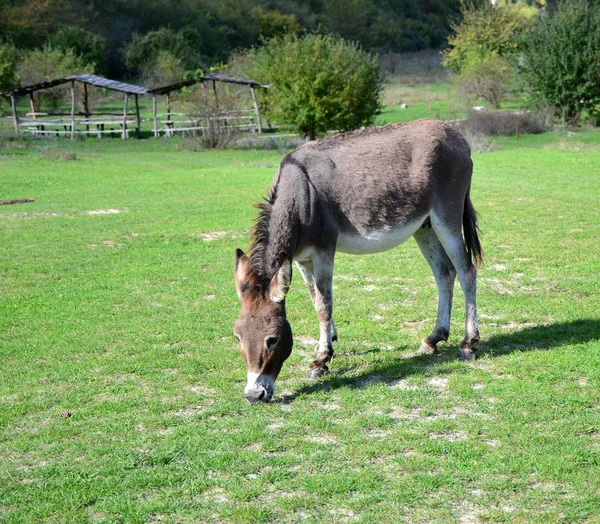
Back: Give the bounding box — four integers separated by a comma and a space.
234, 334, 241, 343
265, 336, 279, 351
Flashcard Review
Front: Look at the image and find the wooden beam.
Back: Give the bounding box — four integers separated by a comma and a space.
0, 198, 34, 206
122, 93, 129, 139
250, 86, 263, 133
166, 92, 171, 120
10, 94, 19, 135
70, 80, 76, 140
134, 93, 141, 139
152, 95, 158, 138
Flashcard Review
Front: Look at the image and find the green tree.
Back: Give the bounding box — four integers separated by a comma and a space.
50, 27, 107, 74
0, 41, 20, 91
521, 0, 600, 123
121, 27, 204, 77
242, 33, 382, 139
17, 45, 94, 109
443, 3, 532, 74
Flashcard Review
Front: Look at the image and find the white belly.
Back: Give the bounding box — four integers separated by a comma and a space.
336, 217, 426, 255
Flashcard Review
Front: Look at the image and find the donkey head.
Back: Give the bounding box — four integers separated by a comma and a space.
233, 249, 293, 403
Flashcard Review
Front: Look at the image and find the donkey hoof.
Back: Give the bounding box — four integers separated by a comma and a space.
417, 338, 438, 355
308, 366, 330, 379
459, 344, 477, 361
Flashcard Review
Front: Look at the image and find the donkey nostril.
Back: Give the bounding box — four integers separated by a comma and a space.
257, 389, 267, 400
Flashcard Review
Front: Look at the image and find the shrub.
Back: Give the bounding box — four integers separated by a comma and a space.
520, 0, 600, 124
456, 56, 516, 109
453, 111, 549, 138
141, 50, 186, 89
443, 3, 531, 74
49, 27, 107, 74
241, 34, 382, 139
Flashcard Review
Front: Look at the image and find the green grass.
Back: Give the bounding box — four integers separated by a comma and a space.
1, 130, 600, 522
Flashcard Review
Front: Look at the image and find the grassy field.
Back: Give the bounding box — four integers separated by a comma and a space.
1, 128, 600, 523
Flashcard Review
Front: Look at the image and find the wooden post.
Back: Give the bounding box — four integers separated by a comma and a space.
122, 94, 129, 139
10, 94, 19, 135
166, 92, 171, 121
29, 94, 36, 120
84, 83, 89, 134
212, 80, 219, 112
250, 86, 263, 133
152, 95, 158, 138
134, 93, 141, 139
70, 81, 76, 140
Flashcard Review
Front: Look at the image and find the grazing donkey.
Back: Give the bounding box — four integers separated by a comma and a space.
234, 119, 483, 403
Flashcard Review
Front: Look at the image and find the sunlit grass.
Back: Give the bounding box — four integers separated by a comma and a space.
1, 129, 600, 522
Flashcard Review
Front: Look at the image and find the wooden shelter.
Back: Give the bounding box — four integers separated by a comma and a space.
148, 73, 271, 137
1, 74, 148, 139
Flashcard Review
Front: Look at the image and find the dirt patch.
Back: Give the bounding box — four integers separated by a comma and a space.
429, 430, 468, 442
84, 209, 125, 215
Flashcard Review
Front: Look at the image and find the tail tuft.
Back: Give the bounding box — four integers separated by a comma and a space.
463, 187, 484, 267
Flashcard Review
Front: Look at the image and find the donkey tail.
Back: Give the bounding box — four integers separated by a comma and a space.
463, 186, 484, 268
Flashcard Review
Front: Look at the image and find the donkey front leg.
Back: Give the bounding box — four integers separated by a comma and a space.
296, 260, 338, 341
298, 251, 336, 378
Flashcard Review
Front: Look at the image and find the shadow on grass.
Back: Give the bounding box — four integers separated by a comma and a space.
277, 319, 600, 403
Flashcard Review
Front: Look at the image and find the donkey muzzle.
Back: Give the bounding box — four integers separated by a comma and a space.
244, 374, 275, 403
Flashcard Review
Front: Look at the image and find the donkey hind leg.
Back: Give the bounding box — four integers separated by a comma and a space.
295, 260, 338, 342
413, 221, 456, 355
430, 211, 479, 361
296, 252, 335, 378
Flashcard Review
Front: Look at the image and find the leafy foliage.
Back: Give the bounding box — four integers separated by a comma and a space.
520, 0, 600, 123
1, 0, 462, 78
121, 27, 204, 77
242, 34, 382, 139
49, 27, 107, 74
443, 3, 531, 74
0, 41, 20, 91
17, 45, 94, 109
456, 56, 516, 108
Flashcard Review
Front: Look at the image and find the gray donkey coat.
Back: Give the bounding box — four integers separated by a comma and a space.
234, 118, 482, 402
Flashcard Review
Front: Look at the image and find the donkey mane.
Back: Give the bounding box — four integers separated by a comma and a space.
247, 169, 283, 287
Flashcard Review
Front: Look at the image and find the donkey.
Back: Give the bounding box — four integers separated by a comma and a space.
234, 119, 483, 403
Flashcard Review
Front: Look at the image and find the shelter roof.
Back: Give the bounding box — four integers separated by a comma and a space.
148, 73, 271, 95
1, 74, 148, 97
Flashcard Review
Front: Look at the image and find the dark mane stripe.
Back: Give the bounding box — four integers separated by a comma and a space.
247, 168, 282, 283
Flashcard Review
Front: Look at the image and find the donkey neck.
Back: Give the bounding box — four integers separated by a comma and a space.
248, 188, 300, 286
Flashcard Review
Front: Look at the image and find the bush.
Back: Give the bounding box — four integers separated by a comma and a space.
241, 34, 382, 139
456, 56, 516, 109
453, 111, 549, 138
141, 51, 186, 89
520, 0, 600, 124
49, 27, 107, 74
443, 3, 531, 74
17, 45, 94, 110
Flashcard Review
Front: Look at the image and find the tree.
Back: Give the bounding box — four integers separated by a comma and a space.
17, 45, 94, 109
50, 27, 107, 74
241, 34, 382, 139
520, 0, 600, 123
0, 41, 20, 91
443, 3, 532, 74
121, 27, 205, 78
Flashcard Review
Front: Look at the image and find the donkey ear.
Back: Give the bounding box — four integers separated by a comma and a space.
269, 256, 292, 303
234, 248, 250, 299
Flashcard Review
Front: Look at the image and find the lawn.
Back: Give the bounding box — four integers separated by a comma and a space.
1, 129, 600, 522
